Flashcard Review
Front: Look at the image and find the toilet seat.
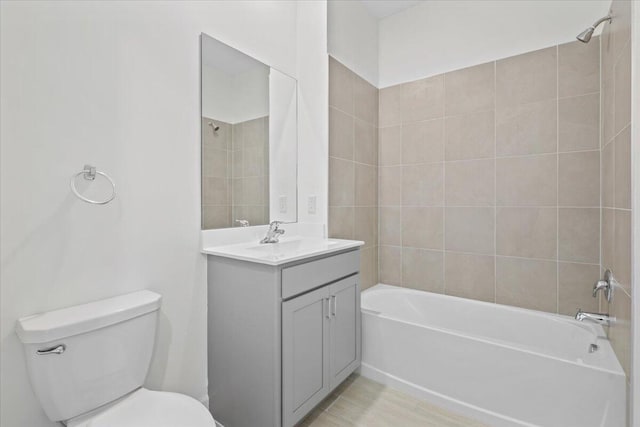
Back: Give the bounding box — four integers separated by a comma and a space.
66, 388, 216, 427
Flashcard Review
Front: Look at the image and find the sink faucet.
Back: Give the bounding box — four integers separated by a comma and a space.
260, 221, 285, 244
575, 309, 613, 326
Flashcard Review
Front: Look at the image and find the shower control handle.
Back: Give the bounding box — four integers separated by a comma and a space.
593, 269, 614, 302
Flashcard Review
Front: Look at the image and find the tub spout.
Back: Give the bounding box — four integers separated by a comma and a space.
575, 309, 613, 326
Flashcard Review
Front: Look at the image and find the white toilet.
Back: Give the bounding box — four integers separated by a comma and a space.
15, 290, 216, 427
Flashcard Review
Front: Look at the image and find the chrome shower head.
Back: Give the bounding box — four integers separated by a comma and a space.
208, 121, 220, 132
577, 14, 612, 43
576, 26, 595, 43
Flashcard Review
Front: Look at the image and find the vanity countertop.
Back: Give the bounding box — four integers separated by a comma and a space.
202, 237, 364, 266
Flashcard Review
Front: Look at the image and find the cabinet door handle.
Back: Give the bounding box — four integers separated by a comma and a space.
331, 295, 337, 317
325, 297, 331, 319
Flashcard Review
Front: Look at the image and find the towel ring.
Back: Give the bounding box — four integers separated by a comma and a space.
70, 165, 116, 205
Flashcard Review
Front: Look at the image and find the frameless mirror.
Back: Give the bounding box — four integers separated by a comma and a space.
201, 33, 297, 230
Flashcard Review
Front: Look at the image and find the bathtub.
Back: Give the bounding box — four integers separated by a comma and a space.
360, 284, 626, 427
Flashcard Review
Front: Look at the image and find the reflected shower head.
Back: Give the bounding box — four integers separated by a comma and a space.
208, 121, 220, 132
577, 14, 612, 43
576, 27, 595, 43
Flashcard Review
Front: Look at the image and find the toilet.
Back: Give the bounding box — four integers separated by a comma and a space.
15, 290, 216, 427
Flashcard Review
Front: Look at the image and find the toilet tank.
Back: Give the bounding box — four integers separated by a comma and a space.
15, 290, 162, 422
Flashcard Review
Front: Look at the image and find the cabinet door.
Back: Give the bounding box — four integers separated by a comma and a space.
329, 275, 361, 389
282, 286, 331, 427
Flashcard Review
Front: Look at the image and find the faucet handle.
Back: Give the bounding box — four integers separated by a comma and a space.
593, 269, 614, 302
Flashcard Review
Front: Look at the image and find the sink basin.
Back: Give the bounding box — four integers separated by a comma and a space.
202, 237, 363, 265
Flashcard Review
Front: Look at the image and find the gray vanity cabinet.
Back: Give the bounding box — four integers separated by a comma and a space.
207, 248, 361, 427
282, 275, 360, 427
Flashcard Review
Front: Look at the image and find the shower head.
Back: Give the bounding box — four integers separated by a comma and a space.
577, 14, 612, 43
208, 121, 220, 132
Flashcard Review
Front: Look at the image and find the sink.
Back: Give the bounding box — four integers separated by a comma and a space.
202, 237, 363, 265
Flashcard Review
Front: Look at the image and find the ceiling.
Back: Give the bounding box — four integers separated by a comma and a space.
201, 33, 266, 75
359, 0, 423, 19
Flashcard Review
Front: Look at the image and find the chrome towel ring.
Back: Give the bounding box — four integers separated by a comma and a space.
70, 164, 116, 205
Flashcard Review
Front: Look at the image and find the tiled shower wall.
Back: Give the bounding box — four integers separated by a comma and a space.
328, 57, 379, 290
601, 0, 632, 377
378, 39, 602, 316
201, 116, 269, 229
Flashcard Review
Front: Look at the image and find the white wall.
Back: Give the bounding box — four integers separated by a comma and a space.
202, 65, 270, 124
0, 1, 299, 426
296, 0, 329, 227
328, 0, 379, 86
378, 0, 611, 87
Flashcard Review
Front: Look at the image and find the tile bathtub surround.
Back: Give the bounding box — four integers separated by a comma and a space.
201, 116, 269, 229
328, 57, 379, 290
600, 0, 633, 378
378, 39, 601, 316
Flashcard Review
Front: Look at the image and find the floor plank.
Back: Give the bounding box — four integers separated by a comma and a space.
299, 375, 488, 427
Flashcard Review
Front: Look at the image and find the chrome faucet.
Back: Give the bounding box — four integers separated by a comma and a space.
260, 221, 285, 244
575, 309, 613, 326
593, 269, 614, 302
235, 219, 250, 227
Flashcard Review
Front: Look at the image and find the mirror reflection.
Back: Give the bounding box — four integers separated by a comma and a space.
201, 33, 297, 230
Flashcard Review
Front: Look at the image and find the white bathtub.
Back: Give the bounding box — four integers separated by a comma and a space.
360, 284, 626, 427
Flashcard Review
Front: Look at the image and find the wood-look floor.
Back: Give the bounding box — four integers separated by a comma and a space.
299, 375, 488, 427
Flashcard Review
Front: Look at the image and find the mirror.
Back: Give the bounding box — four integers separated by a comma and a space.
201, 33, 297, 230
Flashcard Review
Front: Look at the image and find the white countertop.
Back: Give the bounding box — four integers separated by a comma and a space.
202, 237, 364, 266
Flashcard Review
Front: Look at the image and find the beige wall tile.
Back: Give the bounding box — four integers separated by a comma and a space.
232, 178, 243, 205
379, 206, 401, 246
401, 163, 443, 206
496, 154, 557, 206
401, 74, 444, 123
558, 94, 600, 152
558, 151, 600, 207
232, 150, 243, 178
329, 157, 355, 206
444, 62, 495, 116
614, 38, 631, 134
328, 207, 354, 239
379, 166, 402, 206
496, 257, 557, 312
354, 75, 378, 125
379, 84, 402, 127
614, 125, 631, 209
355, 119, 377, 165
355, 207, 378, 249
445, 252, 495, 302
614, 209, 631, 290
379, 126, 401, 166
445, 159, 495, 206
402, 248, 444, 293
496, 46, 557, 109
602, 141, 615, 207
558, 39, 600, 97
329, 57, 354, 114
558, 262, 600, 316
444, 110, 495, 161
353, 207, 378, 248
203, 177, 228, 205
608, 288, 631, 376
496, 207, 557, 259
243, 177, 265, 205
444, 207, 494, 255
601, 74, 615, 145
611, 0, 631, 60
379, 245, 402, 285
202, 205, 231, 229
243, 147, 265, 177
202, 147, 228, 178
243, 118, 265, 149
329, 107, 354, 160
558, 208, 600, 263
602, 208, 615, 271
496, 99, 557, 156
232, 122, 243, 151
360, 247, 378, 290
355, 163, 377, 207
402, 207, 443, 249
401, 119, 444, 164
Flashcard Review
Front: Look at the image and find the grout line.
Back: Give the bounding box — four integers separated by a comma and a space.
494, 60, 498, 304
442, 75, 447, 295
556, 44, 560, 315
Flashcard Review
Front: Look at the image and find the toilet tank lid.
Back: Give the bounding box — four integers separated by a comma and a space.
16, 290, 162, 344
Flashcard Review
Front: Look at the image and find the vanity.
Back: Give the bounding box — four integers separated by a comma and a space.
204, 237, 363, 427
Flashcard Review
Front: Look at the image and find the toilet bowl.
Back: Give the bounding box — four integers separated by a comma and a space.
15, 290, 215, 427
